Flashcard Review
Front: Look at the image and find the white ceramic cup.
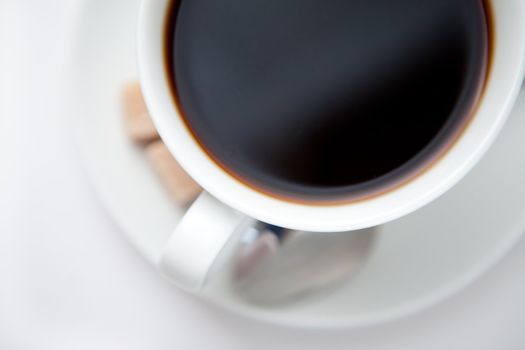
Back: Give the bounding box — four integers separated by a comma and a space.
138, 0, 525, 292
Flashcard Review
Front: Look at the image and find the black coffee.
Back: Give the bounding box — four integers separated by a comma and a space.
165, 0, 490, 202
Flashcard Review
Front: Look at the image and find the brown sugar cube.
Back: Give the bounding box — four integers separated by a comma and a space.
122, 81, 160, 144
146, 140, 202, 205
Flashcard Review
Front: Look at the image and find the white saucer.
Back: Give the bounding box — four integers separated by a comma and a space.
68, 0, 525, 328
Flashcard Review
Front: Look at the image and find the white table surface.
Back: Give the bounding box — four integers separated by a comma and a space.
1, 1, 525, 349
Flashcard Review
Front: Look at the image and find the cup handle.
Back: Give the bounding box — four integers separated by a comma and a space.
157, 192, 247, 292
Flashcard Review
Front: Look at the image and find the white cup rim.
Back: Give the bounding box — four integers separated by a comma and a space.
138, 0, 525, 232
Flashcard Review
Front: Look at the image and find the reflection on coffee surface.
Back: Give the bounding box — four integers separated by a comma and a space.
165, 0, 490, 202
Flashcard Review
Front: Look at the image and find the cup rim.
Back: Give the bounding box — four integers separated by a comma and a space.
138, 0, 525, 232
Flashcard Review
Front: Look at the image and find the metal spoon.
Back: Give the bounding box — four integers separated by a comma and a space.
230, 222, 377, 305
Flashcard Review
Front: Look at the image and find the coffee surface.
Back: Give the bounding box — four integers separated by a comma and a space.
166, 0, 489, 201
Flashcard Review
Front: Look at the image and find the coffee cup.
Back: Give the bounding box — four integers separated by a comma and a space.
138, 0, 525, 292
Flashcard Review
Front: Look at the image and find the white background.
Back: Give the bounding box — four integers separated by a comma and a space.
1, 1, 525, 349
